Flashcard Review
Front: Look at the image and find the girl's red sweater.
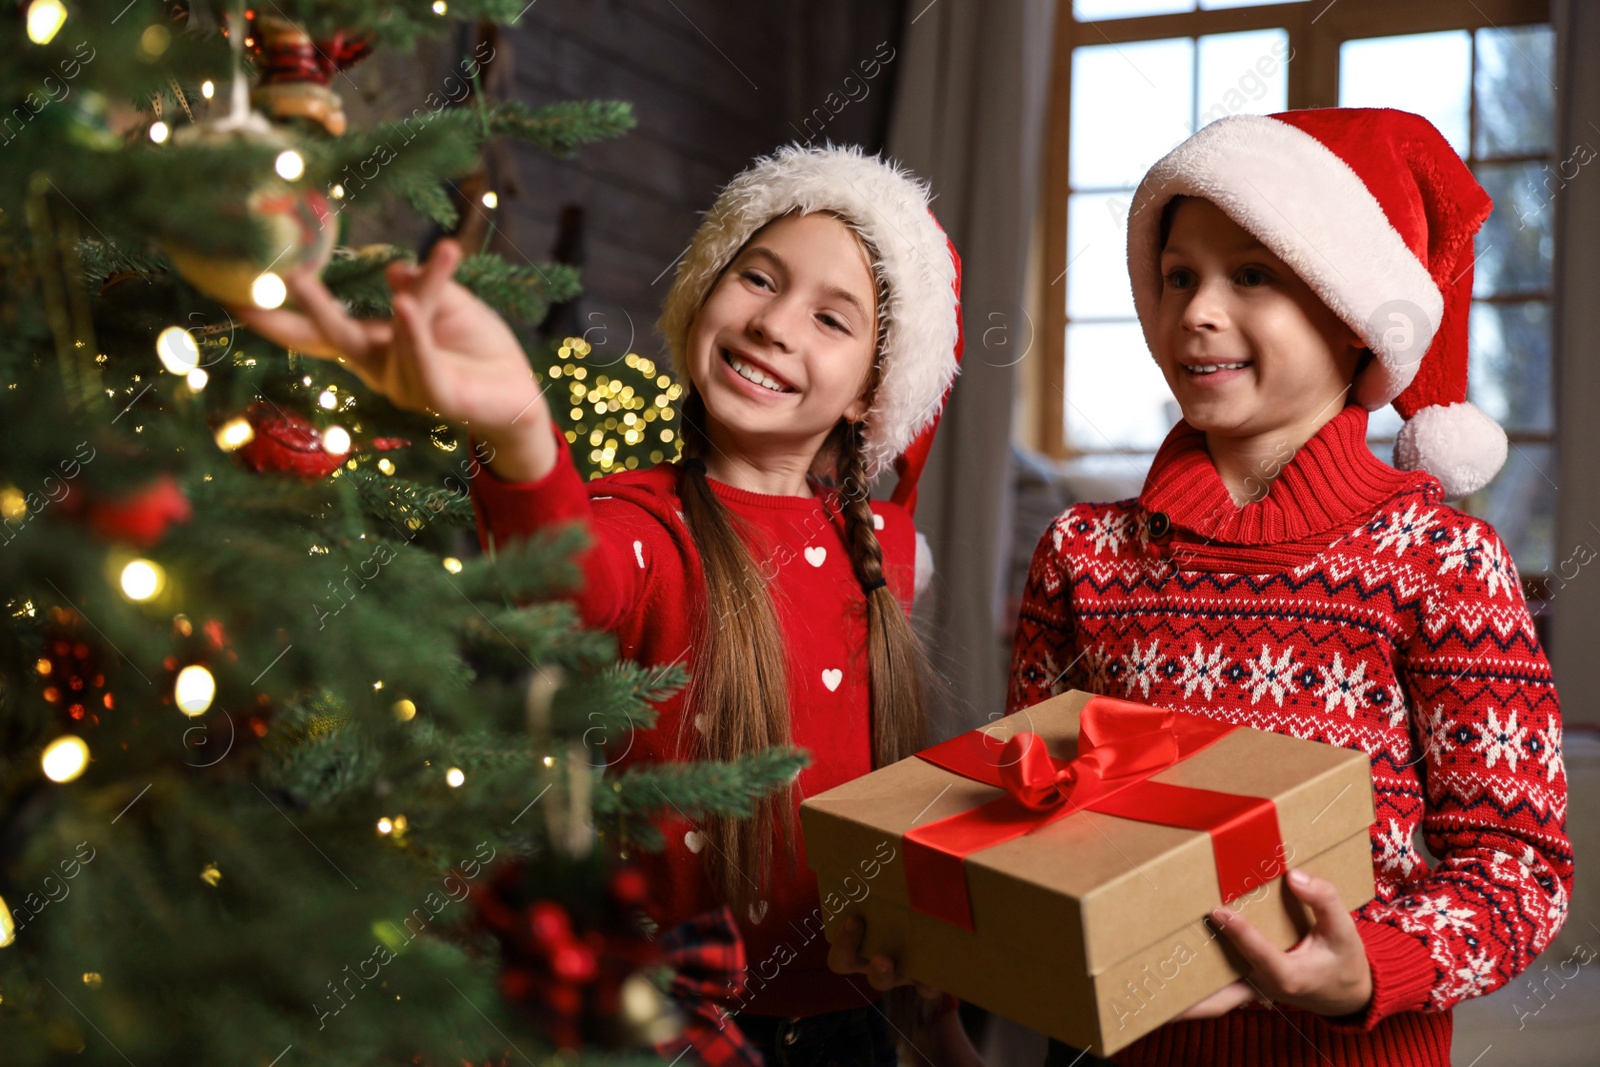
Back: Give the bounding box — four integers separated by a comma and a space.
470, 424, 918, 1018
1009, 403, 1572, 1066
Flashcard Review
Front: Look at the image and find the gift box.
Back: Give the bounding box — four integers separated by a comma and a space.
799, 690, 1376, 1056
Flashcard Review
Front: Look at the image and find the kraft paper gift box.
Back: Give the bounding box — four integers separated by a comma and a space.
799, 690, 1376, 1056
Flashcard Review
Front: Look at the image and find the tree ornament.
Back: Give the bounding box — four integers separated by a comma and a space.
37, 607, 111, 726
228, 402, 406, 479
64, 473, 193, 547
159, 8, 337, 307
243, 12, 372, 135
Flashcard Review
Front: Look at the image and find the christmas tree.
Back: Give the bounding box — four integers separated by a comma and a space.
0, 3, 803, 1064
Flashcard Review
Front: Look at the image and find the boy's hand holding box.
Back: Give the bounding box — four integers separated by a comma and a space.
800, 691, 1376, 1055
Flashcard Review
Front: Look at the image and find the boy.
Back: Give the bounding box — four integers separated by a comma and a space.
1010, 108, 1571, 1066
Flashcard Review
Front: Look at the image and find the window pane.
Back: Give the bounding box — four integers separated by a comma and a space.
1465, 444, 1556, 574
1065, 321, 1178, 451
1197, 29, 1289, 129
1074, 0, 1192, 19
1475, 25, 1555, 157
1470, 300, 1552, 434
1474, 162, 1555, 296
1068, 192, 1137, 319
1339, 31, 1471, 155
1368, 403, 1403, 440
1071, 38, 1194, 190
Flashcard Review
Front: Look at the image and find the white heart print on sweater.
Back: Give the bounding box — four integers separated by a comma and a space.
822, 669, 842, 692
684, 830, 706, 854
873, 513, 885, 531
805, 546, 827, 567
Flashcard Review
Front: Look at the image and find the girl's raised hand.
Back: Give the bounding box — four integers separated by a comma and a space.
1176, 867, 1374, 1021
238, 239, 557, 480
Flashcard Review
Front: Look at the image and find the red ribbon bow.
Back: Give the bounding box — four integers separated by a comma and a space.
903, 696, 1286, 931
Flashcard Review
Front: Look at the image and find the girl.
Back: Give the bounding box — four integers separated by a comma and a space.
243, 145, 981, 1067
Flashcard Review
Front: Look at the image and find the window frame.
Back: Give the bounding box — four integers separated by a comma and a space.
1036, 0, 1556, 593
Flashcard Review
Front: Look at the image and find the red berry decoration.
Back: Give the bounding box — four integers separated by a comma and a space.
37, 607, 111, 726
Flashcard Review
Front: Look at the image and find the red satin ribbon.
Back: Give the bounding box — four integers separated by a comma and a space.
902, 696, 1285, 931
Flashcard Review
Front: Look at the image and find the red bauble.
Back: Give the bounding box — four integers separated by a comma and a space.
83, 474, 193, 547
230, 403, 406, 480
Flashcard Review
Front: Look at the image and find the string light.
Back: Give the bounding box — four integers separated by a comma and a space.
139, 24, 171, 57
174, 664, 216, 716
392, 699, 417, 722
330, 184, 346, 199
25, 0, 66, 45
322, 426, 351, 456
200, 864, 222, 887
41, 736, 89, 782
446, 767, 465, 788
214, 416, 254, 451
0, 895, 15, 946
376, 458, 395, 475
441, 557, 462, 574
156, 326, 200, 375
480, 191, 498, 209
376, 817, 393, 834
148, 121, 170, 144
200, 80, 215, 100
250, 272, 287, 309
432, 0, 448, 13
186, 368, 208, 392
119, 559, 165, 602
274, 149, 305, 181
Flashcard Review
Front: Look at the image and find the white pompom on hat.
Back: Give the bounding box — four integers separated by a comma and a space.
1125, 108, 1506, 499
657, 144, 963, 515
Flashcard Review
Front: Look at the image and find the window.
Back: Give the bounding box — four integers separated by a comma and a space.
1037, 0, 1556, 578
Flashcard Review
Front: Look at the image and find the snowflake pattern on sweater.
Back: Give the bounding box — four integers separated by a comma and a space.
1009, 407, 1571, 1062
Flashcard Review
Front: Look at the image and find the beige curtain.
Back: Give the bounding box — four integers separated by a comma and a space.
1551, 0, 1600, 727
887, 0, 1057, 743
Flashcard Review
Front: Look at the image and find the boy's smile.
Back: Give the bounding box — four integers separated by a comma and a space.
1154, 197, 1366, 443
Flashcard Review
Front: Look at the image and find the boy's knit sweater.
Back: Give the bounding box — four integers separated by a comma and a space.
1009, 403, 1572, 1067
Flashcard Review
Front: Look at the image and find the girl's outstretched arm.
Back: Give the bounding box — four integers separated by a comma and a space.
238, 239, 557, 483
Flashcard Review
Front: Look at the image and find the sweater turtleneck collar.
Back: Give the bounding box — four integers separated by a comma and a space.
1138, 403, 1439, 546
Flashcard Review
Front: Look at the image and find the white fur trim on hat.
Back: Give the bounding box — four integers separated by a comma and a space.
1127, 115, 1443, 410
658, 144, 960, 480
913, 530, 934, 599
1394, 401, 1508, 499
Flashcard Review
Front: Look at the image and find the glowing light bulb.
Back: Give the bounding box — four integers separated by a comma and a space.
376, 458, 395, 475
274, 149, 304, 181
119, 559, 164, 602
41, 735, 89, 782
26, 0, 67, 45
432, 0, 448, 13
201, 80, 215, 100
215, 416, 254, 451
322, 425, 351, 456
156, 326, 200, 375
174, 664, 216, 716
148, 121, 170, 144
481, 191, 499, 209
376, 817, 393, 834
186, 368, 208, 391
446, 767, 465, 788
0, 894, 15, 946
330, 184, 346, 199
250, 272, 286, 309
442, 557, 462, 574
318, 389, 337, 410
392, 699, 417, 722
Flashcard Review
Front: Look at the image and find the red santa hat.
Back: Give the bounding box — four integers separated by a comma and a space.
658, 144, 963, 515
1126, 107, 1504, 498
